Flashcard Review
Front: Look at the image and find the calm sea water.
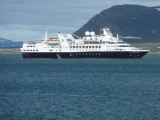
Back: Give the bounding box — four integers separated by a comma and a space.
0, 54, 160, 120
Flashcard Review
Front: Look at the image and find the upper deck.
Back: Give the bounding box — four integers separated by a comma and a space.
20, 28, 149, 53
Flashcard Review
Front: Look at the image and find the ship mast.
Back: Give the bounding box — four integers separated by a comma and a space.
45, 28, 48, 40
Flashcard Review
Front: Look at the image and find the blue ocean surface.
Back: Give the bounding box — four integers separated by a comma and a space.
0, 54, 160, 120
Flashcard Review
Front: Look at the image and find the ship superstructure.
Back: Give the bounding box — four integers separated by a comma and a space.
20, 28, 149, 59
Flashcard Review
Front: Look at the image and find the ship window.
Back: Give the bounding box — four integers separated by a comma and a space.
83, 46, 85, 48
27, 46, 29, 47
86, 46, 88, 48
30, 50, 32, 51
89, 46, 91, 48
30, 46, 32, 47
92, 46, 94, 48
99, 46, 101, 48
73, 46, 75, 48
33, 46, 35, 47
92, 53, 94, 55
36, 50, 38, 51
33, 50, 35, 51
27, 50, 29, 51
86, 53, 87, 55
70, 46, 72, 48
76, 46, 78, 48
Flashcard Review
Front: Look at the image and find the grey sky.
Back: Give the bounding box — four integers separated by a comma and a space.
0, 0, 160, 41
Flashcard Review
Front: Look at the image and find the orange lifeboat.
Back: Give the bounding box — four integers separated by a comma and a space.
47, 39, 59, 44
47, 39, 59, 42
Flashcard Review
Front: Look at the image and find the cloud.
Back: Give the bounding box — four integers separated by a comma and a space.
0, 0, 160, 41
0, 24, 78, 41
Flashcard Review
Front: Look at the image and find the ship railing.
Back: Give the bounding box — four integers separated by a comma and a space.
27, 41, 36, 44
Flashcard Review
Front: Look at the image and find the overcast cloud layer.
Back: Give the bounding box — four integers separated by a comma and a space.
0, 0, 160, 41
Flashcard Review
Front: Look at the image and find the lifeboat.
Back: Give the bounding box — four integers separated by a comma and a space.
47, 39, 59, 44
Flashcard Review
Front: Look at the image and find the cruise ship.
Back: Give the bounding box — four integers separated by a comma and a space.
20, 28, 149, 59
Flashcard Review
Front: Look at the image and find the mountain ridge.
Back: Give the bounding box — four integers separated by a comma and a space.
0, 37, 23, 48
74, 4, 160, 43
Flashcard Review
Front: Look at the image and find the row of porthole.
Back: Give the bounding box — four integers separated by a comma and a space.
74, 53, 101, 56
70, 46, 101, 48
27, 46, 35, 47
49, 53, 101, 55
50, 50, 59, 51
74, 52, 126, 55
22, 50, 38, 51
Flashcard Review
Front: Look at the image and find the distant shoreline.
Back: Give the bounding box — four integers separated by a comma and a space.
0, 48, 21, 54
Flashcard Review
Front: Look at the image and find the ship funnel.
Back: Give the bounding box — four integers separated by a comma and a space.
45, 28, 48, 40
